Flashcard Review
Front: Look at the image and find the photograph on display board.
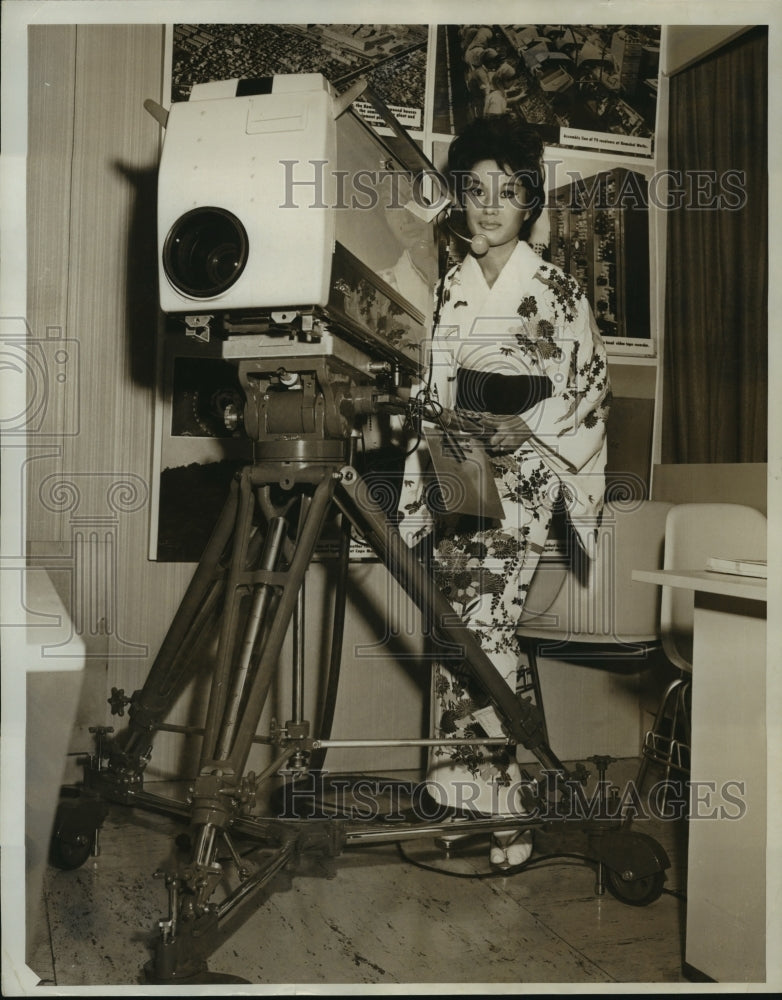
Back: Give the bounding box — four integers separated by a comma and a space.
433, 24, 660, 157
545, 157, 652, 347
171, 23, 429, 131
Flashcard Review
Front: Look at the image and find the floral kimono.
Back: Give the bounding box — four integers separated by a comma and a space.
399, 240, 611, 816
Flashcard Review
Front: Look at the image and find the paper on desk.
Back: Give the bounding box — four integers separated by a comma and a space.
705, 557, 767, 578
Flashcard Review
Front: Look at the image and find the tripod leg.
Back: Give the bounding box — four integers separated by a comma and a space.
309, 502, 352, 773
141, 467, 344, 983
158, 470, 338, 941
197, 468, 337, 779
103, 477, 241, 780
198, 467, 260, 761
517, 640, 550, 746
213, 515, 287, 760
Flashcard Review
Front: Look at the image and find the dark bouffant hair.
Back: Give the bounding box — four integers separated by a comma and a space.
447, 114, 545, 240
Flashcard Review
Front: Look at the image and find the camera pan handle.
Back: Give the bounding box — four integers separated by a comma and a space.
332, 78, 369, 119
358, 83, 440, 179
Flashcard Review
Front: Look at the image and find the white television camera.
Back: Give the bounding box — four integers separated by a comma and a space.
153, 73, 438, 378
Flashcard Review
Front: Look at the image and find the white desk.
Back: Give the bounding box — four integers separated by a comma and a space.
633, 568, 767, 983
13, 569, 90, 969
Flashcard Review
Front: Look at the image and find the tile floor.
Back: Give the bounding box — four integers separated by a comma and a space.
26, 759, 690, 990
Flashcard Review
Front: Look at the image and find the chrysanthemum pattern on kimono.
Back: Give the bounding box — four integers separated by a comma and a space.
398, 241, 610, 817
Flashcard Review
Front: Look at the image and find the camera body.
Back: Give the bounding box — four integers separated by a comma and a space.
156, 74, 436, 377
158, 74, 335, 313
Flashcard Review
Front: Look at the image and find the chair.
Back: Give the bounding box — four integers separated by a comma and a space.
517, 499, 674, 744
633, 502, 767, 796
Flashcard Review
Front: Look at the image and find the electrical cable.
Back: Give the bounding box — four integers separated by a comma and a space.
270, 778, 686, 895
399, 265, 448, 460
395, 841, 593, 881
661, 887, 687, 901
395, 841, 688, 899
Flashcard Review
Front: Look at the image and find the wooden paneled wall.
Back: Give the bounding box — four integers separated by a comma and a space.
27, 24, 192, 777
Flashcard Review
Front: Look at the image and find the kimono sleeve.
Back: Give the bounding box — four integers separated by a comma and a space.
518, 287, 611, 475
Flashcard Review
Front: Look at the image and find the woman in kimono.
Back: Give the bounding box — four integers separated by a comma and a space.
398, 114, 611, 868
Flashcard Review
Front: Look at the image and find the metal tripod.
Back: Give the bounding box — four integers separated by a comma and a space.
64, 353, 669, 983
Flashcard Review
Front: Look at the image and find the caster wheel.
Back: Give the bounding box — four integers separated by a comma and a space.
49, 791, 107, 870
50, 832, 93, 870
605, 867, 664, 906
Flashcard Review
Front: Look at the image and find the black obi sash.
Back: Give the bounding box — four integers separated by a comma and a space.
455, 367, 553, 416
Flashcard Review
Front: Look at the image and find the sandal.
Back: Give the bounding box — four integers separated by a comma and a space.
489, 829, 534, 869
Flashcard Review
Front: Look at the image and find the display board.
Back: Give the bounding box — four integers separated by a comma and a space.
151, 21, 661, 560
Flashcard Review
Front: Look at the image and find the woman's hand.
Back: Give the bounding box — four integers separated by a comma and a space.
440, 407, 484, 431
480, 413, 533, 453
442, 409, 533, 452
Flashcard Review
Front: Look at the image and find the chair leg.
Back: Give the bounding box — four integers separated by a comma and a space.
660, 679, 683, 790
630, 674, 692, 819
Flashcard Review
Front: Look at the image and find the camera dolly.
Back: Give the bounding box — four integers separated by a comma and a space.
53, 352, 669, 984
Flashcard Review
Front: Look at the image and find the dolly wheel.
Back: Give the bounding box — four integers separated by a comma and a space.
605, 867, 664, 906
50, 831, 93, 870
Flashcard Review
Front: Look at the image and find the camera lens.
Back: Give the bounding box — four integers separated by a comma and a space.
163, 207, 248, 298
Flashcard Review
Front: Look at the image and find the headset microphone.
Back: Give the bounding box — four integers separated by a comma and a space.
464, 233, 491, 256
440, 209, 490, 256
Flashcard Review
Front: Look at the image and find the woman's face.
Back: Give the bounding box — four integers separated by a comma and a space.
463, 159, 531, 250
